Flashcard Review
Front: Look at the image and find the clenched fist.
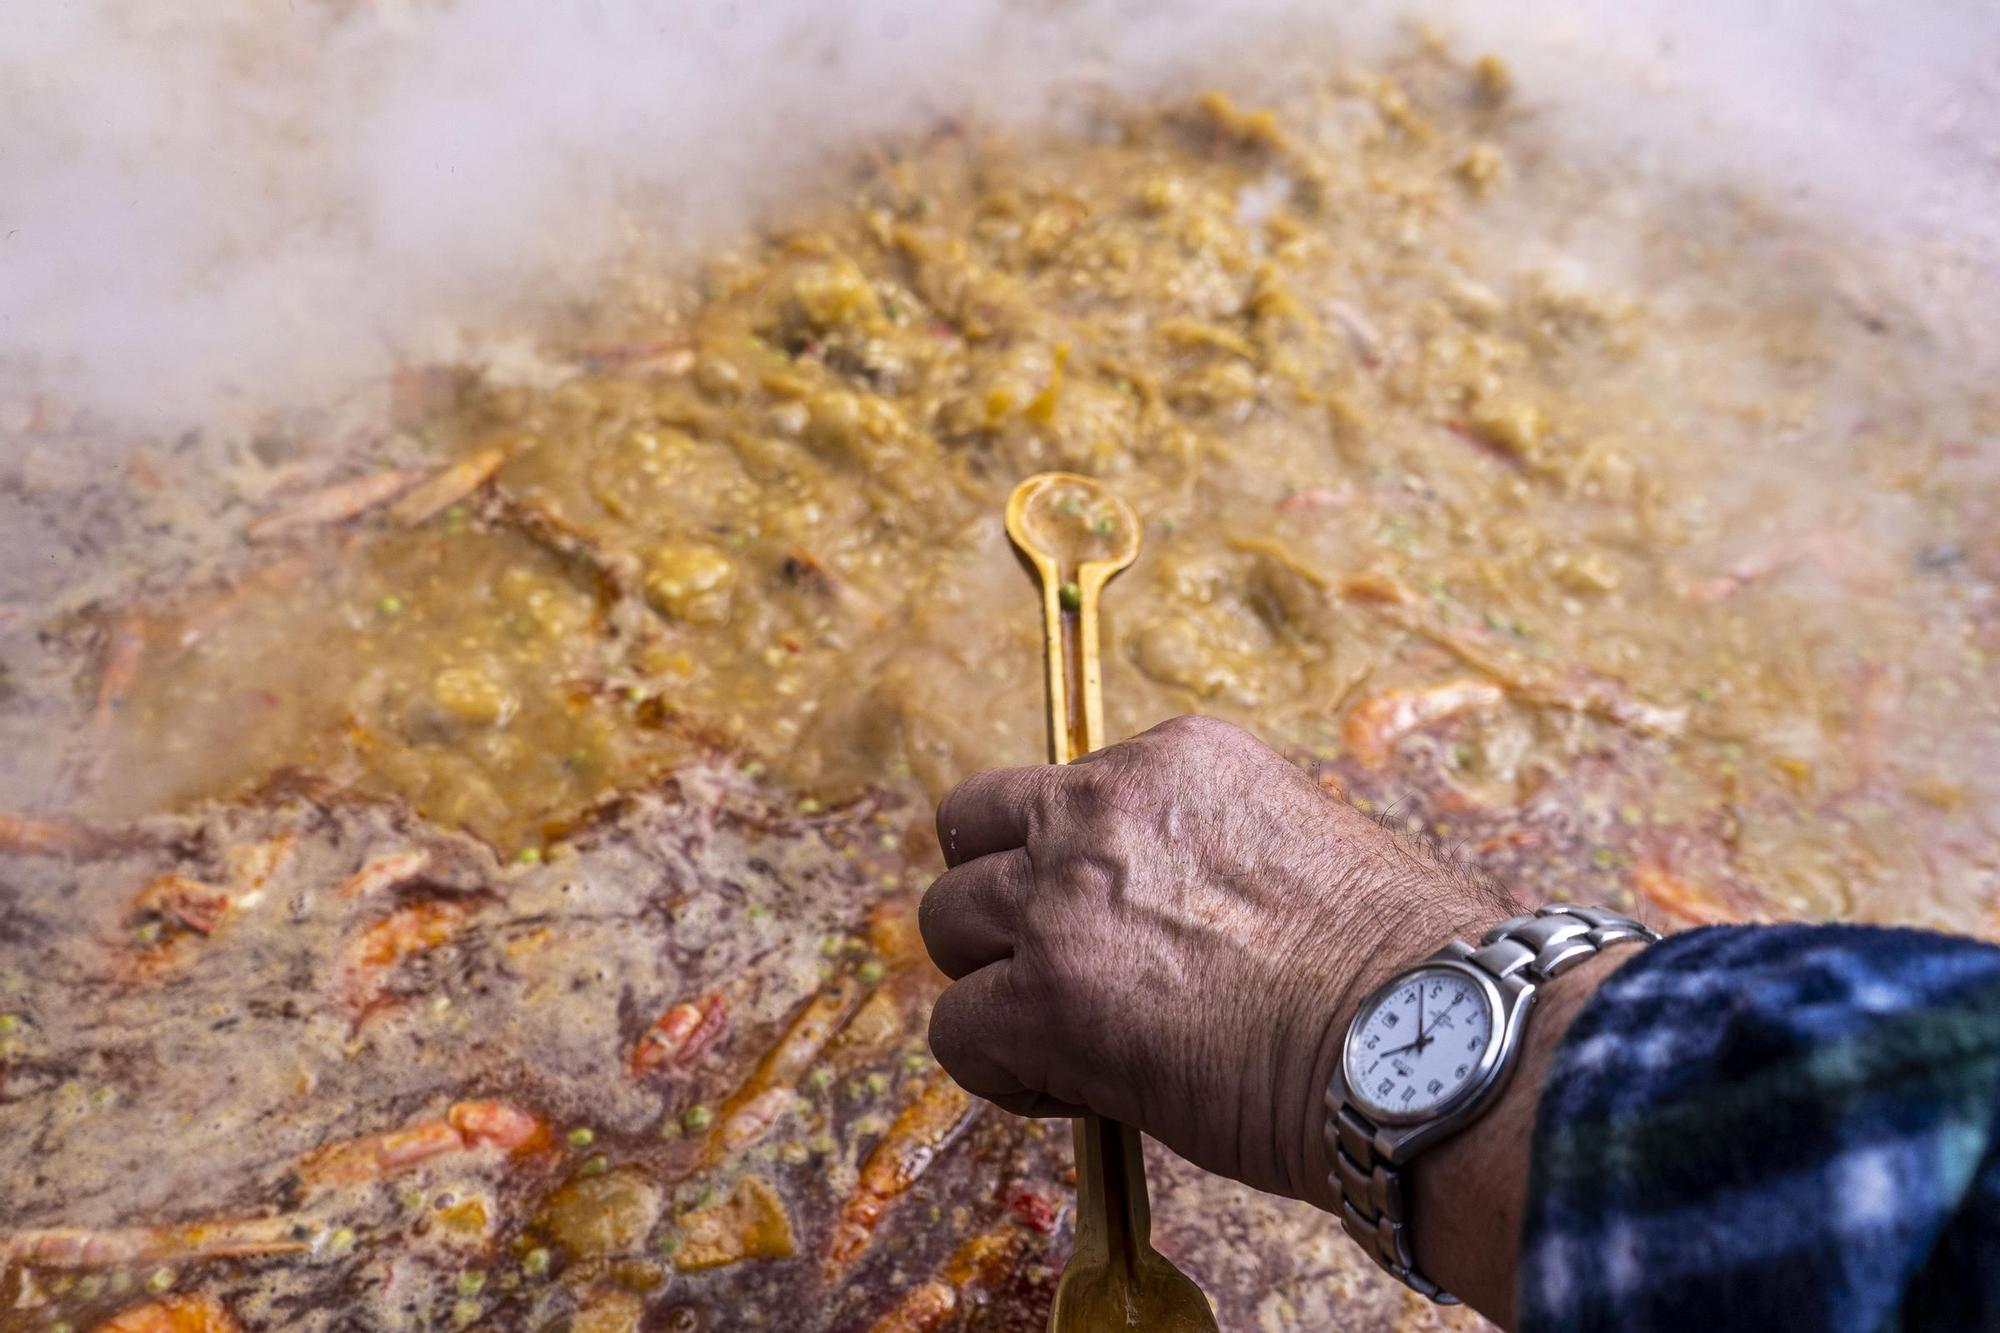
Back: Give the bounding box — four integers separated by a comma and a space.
922, 714, 1519, 1209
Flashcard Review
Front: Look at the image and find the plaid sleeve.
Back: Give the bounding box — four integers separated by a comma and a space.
1519, 924, 2000, 1332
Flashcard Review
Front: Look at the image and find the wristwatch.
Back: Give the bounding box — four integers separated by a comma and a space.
1324, 903, 1658, 1302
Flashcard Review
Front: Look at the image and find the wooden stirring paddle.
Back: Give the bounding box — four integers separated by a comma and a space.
1004, 472, 1219, 1333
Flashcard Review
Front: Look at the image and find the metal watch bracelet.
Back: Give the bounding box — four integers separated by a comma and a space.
1325, 904, 1659, 1304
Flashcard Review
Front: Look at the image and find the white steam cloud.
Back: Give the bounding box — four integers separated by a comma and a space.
1, 0, 1995, 427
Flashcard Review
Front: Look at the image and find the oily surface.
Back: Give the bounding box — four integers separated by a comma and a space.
3, 39, 1998, 1333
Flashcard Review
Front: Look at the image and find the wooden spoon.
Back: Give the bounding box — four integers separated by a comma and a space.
1004, 472, 1219, 1333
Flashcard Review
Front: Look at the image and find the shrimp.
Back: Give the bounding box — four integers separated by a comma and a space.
1, 1218, 309, 1269
298, 1118, 464, 1186
630, 991, 729, 1076
335, 849, 431, 899
696, 981, 860, 1168
1342, 679, 1504, 768
387, 445, 510, 527
447, 1098, 547, 1152
1632, 864, 1742, 926
130, 875, 233, 939
827, 1076, 979, 1273
716, 1086, 797, 1158
245, 470, 421, 542
299, 1099, 546, 1186
340, 899, 474, 1011
0, 812, 104, 858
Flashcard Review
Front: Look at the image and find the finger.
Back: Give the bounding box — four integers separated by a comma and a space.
928, 960, 1050, 1109
919, 848, 1031, 980
934, 764, 1066, 867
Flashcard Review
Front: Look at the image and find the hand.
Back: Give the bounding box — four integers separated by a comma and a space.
922, 714, 1520, 1209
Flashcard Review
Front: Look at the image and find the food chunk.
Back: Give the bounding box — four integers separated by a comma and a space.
644, 544, 735, 624
540, 1168, 665, 1259
673, 1176, 796, 1272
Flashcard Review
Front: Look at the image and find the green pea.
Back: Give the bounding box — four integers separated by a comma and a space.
682, 1103, 713, 1133
1058, 582, 1082, 610
856, 960, 885, 985
522, 1247, 551, 1277
567, 1127, 595, 1148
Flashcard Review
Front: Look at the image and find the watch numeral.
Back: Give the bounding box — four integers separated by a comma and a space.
1376, 1078, 1394, 1097
1428, 981, 1443, 997
1399, 1087, 1415, 1102
1455, 1064, 1469, 1078
1382, 1011, 1399, 1028
1364, 1034, 1379, 1050
1427, 1078, 1443, 1094
1466, 1035, 1481, 1051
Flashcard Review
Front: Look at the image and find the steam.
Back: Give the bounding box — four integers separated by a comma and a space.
0, 0, 1995, 428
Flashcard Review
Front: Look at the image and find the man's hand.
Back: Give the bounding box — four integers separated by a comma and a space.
922, 714, 1519, 1210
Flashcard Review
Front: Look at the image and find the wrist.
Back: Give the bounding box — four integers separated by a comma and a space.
1279, 829, 1520, 1211
1404, 946, 1630, 1324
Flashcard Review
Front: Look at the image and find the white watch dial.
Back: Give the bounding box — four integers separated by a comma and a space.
1347, 967, 1496, 1118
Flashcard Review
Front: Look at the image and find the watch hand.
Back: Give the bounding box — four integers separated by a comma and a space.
1381, 1038, 1423, 1057
1416, 991, 1426, 1044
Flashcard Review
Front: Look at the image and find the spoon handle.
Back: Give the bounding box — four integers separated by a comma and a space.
1070, 1113, 1154, 1277
1020, 498, 1151, 1286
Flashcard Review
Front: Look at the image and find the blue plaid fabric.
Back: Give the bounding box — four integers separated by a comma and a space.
1520, 924, 2000, 1332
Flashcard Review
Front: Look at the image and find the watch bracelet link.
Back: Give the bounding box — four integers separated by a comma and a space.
1326, 903, 1660, 1304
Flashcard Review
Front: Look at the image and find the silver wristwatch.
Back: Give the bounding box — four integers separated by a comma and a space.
1324, 904, 1659, 1303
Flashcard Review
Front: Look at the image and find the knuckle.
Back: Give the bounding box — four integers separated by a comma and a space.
1024, 768, 1071, 832
1156, 712, 1230, 742
915, 878, 952, 956
1006, 938, 1060, 998
932, 783, 968, 849
926, 983, 971, 1063
1070, 760, 1149, 824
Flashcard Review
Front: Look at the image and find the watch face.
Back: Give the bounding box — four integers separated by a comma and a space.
1345, 966, 1498, 1121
